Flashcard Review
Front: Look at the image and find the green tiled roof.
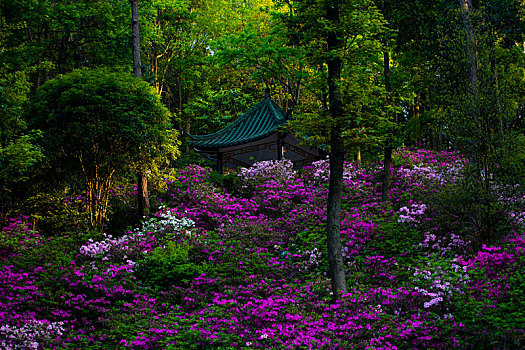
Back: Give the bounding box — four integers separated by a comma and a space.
189, 93, 288, 150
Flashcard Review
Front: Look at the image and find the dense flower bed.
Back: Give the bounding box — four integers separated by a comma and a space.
1, 148, 524, 349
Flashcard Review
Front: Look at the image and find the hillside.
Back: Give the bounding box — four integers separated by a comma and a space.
1, 148, 524, 349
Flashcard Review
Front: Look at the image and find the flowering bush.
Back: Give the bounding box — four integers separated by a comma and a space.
1, 148, 524, 349
238, 159, 297, 186
307, 157, 360, 183
509, 210, 525, 229
398, 202, 427, 224
79, 209, 195, 265
0, 318, 66, 349
0, 216, 42, 259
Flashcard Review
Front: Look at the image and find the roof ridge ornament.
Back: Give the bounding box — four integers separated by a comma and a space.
265, 87, 270, 99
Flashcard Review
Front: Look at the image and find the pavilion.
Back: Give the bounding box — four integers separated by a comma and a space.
189, 89, 322, 173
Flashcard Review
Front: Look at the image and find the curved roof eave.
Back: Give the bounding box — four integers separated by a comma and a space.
189, 95, 288, 150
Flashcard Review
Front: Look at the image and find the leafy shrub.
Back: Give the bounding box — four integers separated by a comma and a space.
167, 165, 220, 205
105, 184, 138, 235
9, 233, 89, 271
208, 170, 248, 198
291, 223, 329, 276
365, 215, 422, 265
79, 209, 195, 265
135, 241, 203, 291
452, 250, 525, 348
391, 148, 466, 168
0, 216, 42, 259
23, 189, 89, 235
0, 131, 44, 212
429, 174, 512, 246
28, 67, 180, 230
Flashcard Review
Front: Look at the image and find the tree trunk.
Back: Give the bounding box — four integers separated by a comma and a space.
414, 99, 421, 144
458, 0, 478, 94
131, 0, 142, 78
327, 130, 347, 298
137, 172, 149, 218
130, 0, 149, 219
325, 1, 347, 298
381, 146, 392, 202
381, 49, 392, 202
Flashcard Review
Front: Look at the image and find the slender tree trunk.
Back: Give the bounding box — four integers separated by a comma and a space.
459, 0, 496, 241
381, 49, 392, 202
131, 0, 142, 79
490, 46, 504, 135
130, 0, 149, 219
381, 146, 392, 201
325, 1, 347, 298
327, 129, 347, 298
414, 99, 421, 144
177, 76, 191, 154
459, 0, 478, 94
137, 172, 149, 219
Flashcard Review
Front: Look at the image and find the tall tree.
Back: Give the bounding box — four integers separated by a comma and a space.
131, 0, 143, 79
391, 0, 525, 242
320, 0, 348, 296
139, 0, 220, 152
372, 0, 396, 202
130, 0, 150, 219
0, 69, 43, 212
458, 0, 479, 94
449, 0, 525, 242
281, 0, 387, 298
28, 68, 179, 230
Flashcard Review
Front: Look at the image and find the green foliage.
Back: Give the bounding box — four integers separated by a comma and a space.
292, 223, 329, 275
497, 132, 525, 187
452, 255, 525, 348
29, 67, 180, 174
0, 0, 130, 77
23, 189, 89, 236
0, 70, 30, 142
0, 70, 44, 210
162, 320, 219, 350
27, 67, 180, 229
162, 305, 258, 350
207, 170, 245, 196
197, 227, 279, 280
0, 131, 43, 180
139, 0, 222, 142
0, 218, 39, 258
104, 186, 138, 235
7, 232, 91, 272
173, 149, 215, 169
429, 177, 507, 245
185, 88, 258, 135
0, 131, 44, 209
366, 214, 422, 266
213, 16, 305, 109
135, 241, 203, 291
282, 0, 390, 150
